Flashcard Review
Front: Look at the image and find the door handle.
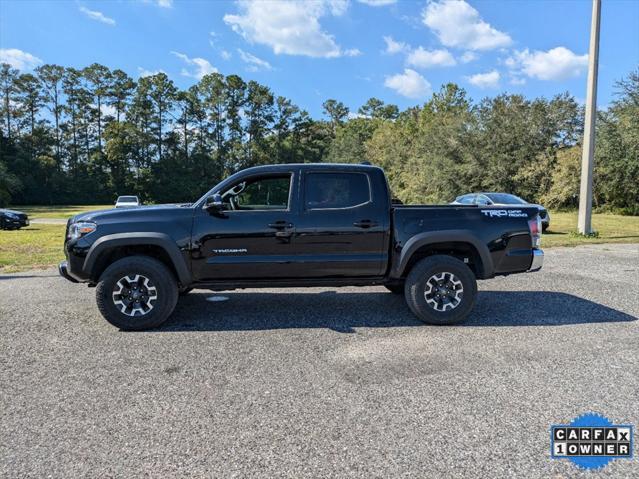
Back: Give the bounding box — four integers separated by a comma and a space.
268, 221, 294, 229
353, 220, 378, 228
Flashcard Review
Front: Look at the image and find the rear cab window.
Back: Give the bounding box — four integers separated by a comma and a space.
304, 172, 371, 210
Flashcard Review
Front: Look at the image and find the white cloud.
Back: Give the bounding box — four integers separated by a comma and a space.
506, 47, 588, 81
343, 48, 362, 57
466, 70, 500, 88
406, 47, 456, 68
357, 0, 397, 6
460, 51, 477, 63
238, 49, 273, 72
171, 51, 218, 79
509, 75, 526, 86
384, 68, 431, 99
220, 50, 232, 60
209, 32, 218, 47
223, 0, 357, 58
94, 103, 117, 117
422, 0, 511, 51
79, 6, 116, 26
142, 0, 173, 7
383, 36, 408, 55
0, 48, 43, 70
137, 67, 165, 77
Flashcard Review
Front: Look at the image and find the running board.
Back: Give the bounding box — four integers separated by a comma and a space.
191, 277, 388, 291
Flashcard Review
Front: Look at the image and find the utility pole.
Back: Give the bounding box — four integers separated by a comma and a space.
578, 0, 601, 234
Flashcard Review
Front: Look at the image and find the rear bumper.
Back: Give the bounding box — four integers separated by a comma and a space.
58, 261, 81, 283
528, 249, 544, 272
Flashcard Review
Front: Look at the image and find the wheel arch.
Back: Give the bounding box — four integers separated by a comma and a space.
83, 233, 191, 286
393, 230, 494, 279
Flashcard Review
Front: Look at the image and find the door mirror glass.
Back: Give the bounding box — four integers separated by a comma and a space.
204, 193, 224, 213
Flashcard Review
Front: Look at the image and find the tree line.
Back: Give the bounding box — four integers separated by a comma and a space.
0, 62, 637, 213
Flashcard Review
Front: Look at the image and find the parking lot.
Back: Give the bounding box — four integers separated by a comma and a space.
1, 243, 638, 478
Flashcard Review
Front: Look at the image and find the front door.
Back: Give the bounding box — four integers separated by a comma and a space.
191, 172, 299, 281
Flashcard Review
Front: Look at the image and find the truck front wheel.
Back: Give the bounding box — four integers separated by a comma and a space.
96, 256, 179, 331
404, 255, 477, 325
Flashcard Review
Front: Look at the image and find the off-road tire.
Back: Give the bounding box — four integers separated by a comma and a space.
385, 284, 404, 294
404, 255, 477, 325
96, 256, 178, 331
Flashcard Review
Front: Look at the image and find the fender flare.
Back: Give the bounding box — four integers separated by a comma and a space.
83, 232, 191, 285
392, 230, 494, 279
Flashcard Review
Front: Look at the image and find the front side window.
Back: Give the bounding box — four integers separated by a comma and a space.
222, 175, 291, 211
305, 172, 371, 210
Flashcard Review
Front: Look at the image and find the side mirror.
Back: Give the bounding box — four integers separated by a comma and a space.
204, 193, 224, 214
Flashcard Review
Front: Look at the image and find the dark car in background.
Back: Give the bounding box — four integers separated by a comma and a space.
452, 193, 550, 231
0, 208, 30, 230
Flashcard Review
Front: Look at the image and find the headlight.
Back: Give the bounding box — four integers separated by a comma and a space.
68, 221, 97, 240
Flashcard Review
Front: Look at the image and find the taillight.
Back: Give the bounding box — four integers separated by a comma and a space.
528, 215, 542, 248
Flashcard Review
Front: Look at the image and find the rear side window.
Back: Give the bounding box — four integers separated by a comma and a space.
305, 172, 371, 209
457, 194, 475, 205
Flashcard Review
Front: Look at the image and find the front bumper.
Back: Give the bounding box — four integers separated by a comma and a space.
59, 260, 81, 283
528, 249, 544, 272
2, 218, 22, 228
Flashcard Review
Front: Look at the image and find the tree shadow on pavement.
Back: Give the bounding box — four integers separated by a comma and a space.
157, 290, 637, 332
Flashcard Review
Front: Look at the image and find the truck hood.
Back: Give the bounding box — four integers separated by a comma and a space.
71, 204, 193, 223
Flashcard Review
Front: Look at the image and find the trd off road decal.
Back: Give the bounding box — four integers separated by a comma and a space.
551, 413, 634, 470
480, 209, 528, 218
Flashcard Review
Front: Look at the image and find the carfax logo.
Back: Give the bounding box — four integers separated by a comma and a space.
551, 412, 634, 470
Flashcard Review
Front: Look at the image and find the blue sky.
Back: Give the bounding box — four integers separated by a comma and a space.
1, 0, 638, 117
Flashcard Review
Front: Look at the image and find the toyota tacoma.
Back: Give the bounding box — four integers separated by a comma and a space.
59, 163, 544, 330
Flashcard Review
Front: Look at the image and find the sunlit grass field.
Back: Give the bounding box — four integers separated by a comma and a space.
15, 205, 113, 219
541, 211, 639, 248
1, 207, 637, 273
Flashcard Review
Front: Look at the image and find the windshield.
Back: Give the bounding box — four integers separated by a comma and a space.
118, 196, 138, 202
485, 193, 527, 205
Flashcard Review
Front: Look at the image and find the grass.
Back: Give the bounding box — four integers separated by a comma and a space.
13, 204, 112, 219
1, 207, 637, 273
1, 204, 109, 273
0, 224, 66, 273
541, 211, 639, 247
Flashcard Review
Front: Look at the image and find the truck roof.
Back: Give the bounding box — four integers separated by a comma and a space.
236, 163, 383, 175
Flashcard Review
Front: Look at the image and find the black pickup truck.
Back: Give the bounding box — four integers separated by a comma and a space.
60, 163, 543, 330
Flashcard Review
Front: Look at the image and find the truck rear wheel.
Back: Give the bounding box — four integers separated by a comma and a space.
96, 256, 178, 331
404, 255, 477, 325
385, 283, 404, 294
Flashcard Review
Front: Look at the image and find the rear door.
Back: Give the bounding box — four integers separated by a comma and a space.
292, 170, 388, 277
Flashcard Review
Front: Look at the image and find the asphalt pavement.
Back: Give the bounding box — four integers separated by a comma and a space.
1, 243, 638, 478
